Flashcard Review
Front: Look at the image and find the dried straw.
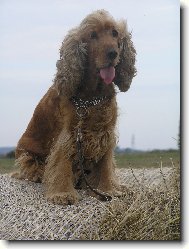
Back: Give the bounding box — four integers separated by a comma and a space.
0, 166, 180, 240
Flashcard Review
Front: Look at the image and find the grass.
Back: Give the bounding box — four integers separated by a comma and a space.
0, 158, 17, 174
115, 150, 180, 169
0, 150, 180, 174
97, 158, 181, 240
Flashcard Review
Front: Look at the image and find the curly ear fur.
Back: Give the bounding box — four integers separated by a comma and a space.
114, 20, 137, 92
54, 28, 87, 96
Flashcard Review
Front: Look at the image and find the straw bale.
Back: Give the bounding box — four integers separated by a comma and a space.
0, 167, 175, 240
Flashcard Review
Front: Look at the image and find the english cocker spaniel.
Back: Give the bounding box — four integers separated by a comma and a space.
12, 10, 136, 205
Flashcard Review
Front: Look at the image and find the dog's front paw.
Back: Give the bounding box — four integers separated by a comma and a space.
99, 189, 123, 199
110, 189, 123, 197
100, 189, 122, 198
89, 188, 123, 201
47, 191, 81, 205
97, 184, 123, 198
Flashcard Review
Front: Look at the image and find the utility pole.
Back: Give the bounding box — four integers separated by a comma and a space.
131, 134, 135, 150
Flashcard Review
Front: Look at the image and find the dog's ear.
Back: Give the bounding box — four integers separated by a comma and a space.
54, 28, 87, 96
114, 20, 137, 92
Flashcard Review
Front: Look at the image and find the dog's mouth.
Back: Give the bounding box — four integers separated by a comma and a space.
99, 66, 115, 85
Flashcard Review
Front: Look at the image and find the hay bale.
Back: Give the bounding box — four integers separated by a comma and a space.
0, 167, 176, 240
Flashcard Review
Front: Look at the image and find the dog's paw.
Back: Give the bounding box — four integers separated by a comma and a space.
47, 191, 81, 205
89, 188, 123, 201
102, 189, 123, 197
100, 189, 122, 197
111, 189, 123, 197
10, 171, 21, 179
10, 170, 42, 183
96, 184, 123, 197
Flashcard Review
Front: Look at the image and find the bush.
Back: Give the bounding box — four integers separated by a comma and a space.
6, 151, 15, 158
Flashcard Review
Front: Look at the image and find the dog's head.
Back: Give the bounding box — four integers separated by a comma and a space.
55, 10, 136, 95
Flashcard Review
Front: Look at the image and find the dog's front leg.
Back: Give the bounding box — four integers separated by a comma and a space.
43, 139, 80, 205
97, 148, 122, 198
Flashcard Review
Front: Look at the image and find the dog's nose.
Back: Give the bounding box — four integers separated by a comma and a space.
107, 49, 118, 60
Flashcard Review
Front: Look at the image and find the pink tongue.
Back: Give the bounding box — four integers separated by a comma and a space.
100, 66, 115, 84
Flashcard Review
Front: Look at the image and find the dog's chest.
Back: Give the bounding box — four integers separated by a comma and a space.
73, 100, 117, 161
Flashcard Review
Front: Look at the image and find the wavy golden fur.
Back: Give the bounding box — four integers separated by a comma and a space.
12, 10, 136, 205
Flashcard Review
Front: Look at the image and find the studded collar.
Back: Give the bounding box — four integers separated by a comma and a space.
70, 95, 111, 118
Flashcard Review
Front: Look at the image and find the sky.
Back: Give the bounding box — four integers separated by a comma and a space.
0, 0, 180, 150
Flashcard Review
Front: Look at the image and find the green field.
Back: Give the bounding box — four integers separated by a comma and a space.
115, 150, 180, 169
0, 158, 18, 174
0, 150, 180, 174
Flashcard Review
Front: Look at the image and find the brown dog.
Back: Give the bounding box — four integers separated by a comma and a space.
12, 10, 136, 205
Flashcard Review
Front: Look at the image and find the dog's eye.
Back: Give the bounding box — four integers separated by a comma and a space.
112, 29, 118, 37
90, 31, 97, 39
